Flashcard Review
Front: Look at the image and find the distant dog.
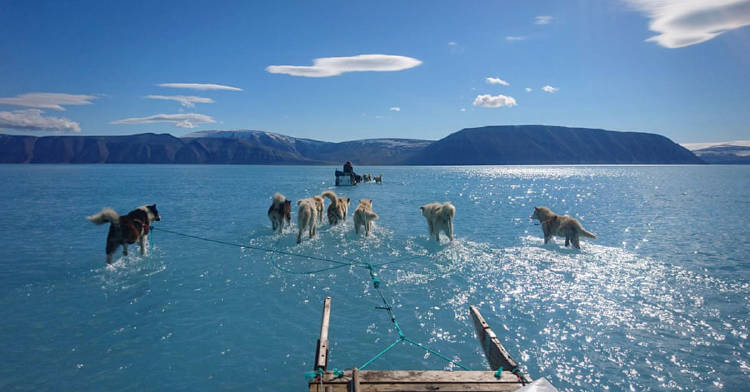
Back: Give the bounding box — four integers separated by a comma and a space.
420, 202, 455, 241
268, 193, 292, 233
87, 204, 161, 264
374, 175, 382, 184
313, 195, 325, 223
353, 199, 379, 236
322, 190, 350, 225
363, 173, 372, 182
531, 206, 596, 249
296, 198, 319, 243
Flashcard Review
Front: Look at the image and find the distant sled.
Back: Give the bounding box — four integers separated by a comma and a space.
335, 170, 361, 186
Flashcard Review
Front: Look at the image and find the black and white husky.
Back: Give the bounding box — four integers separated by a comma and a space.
87, 204, 161, 264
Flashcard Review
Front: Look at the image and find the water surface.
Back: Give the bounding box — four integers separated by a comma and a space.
1, 165, 748, 391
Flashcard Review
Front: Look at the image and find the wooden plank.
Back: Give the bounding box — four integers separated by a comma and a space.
315, 297, 332, 371
469, 305, 519, 372
314, 370, 521, 384
358, 383, 522, 391
349, 367, 361, 392
310, 371, 523, 392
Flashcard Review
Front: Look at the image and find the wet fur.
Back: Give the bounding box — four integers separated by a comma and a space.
531, 206, 596, 249
374, 175, 382, 184
87, 204, 161, 264
313, 195, 325, 223
420, 202, 455, 242
322, 190, 349, 225
268, 193, 292, 232
296, 198, 319, 243
353, 199, 378, 236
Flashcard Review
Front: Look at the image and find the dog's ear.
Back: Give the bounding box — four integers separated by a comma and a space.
420, 206, 424, 211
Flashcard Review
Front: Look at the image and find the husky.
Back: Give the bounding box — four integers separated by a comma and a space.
420, 202, 455, 242
296, 198, 319, 243
362, 173, 372, 182
321, 190, 350, 225
531, 206, 596, 249
87, 204, 161, 264
313, 195, 325, 223
353, 199, 379, 236
268, 193, 292, 233
374, 175, 382, 184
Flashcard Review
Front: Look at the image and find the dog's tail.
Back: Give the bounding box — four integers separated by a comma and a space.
580, 228, 597, 239
272, 192, 286, 204
87, 208, 119, 225
443, 202, 456, 218
366, 211, 379, 220
321, 190, 338, 206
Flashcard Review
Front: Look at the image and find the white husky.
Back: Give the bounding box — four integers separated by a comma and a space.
420, 202, 455, 242
296, 198, 319, 243
353, 199, 378, 236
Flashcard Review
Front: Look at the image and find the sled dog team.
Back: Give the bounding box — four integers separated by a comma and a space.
88, 198, 596, 264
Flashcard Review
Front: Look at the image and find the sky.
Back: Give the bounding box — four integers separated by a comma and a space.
1, 0, 749, 143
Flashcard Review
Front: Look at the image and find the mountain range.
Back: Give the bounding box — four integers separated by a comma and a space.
0, 125, 704, 165
681, 140, 750, 164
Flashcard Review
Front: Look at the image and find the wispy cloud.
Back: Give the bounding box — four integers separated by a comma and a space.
460, 108, 467, 112
266, 54, 422, 78
112, 113, 216, 129
389, 107, 401, 112
541, 85, 559, 93
0, 93, 96, 111
0, 109, 81, 132
535, 15, 553, 25
473, 94, 518, 108
157, 83, 243, 91
623, 0, 750, 48
447, 41, 458, 46
505, 36, 526, 41
525, 87, 533, 92
146, 95, 215, 108
486, 77, 510, 86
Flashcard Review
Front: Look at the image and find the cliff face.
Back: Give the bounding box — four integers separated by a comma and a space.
0, 125, 704, 165
405, 125, 703, 164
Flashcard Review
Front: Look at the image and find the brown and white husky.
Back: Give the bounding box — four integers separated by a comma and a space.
531, 206, 596, 249
268, 193, 292, 232
87, 204, 161, 264
353, 199, 378, 236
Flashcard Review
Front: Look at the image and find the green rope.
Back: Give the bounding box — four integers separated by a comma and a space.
359, 337, 403, 370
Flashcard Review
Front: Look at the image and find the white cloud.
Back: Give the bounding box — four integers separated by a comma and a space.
389, 107, 401, 112
505, 36, 527, 41
146, 95, 215, 108
535, 15, 553, 25
460, 108, 467, 112
266, 54, 422, 78
525, 87, 533, 92
486, 77, 510, 86
0, 109, 81, 132
473, 94, 518, 108
112, 113, 216, 129
157, 83, 243, 91
0, 93, 96, 111
448, 41, 458, 46
623, 0, 750, 48
541, 85, 559, 93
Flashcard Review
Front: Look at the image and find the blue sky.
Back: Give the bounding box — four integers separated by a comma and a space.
0, 0, 748, 143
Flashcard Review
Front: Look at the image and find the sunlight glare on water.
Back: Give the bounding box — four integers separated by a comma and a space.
0, 165, 748, 391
